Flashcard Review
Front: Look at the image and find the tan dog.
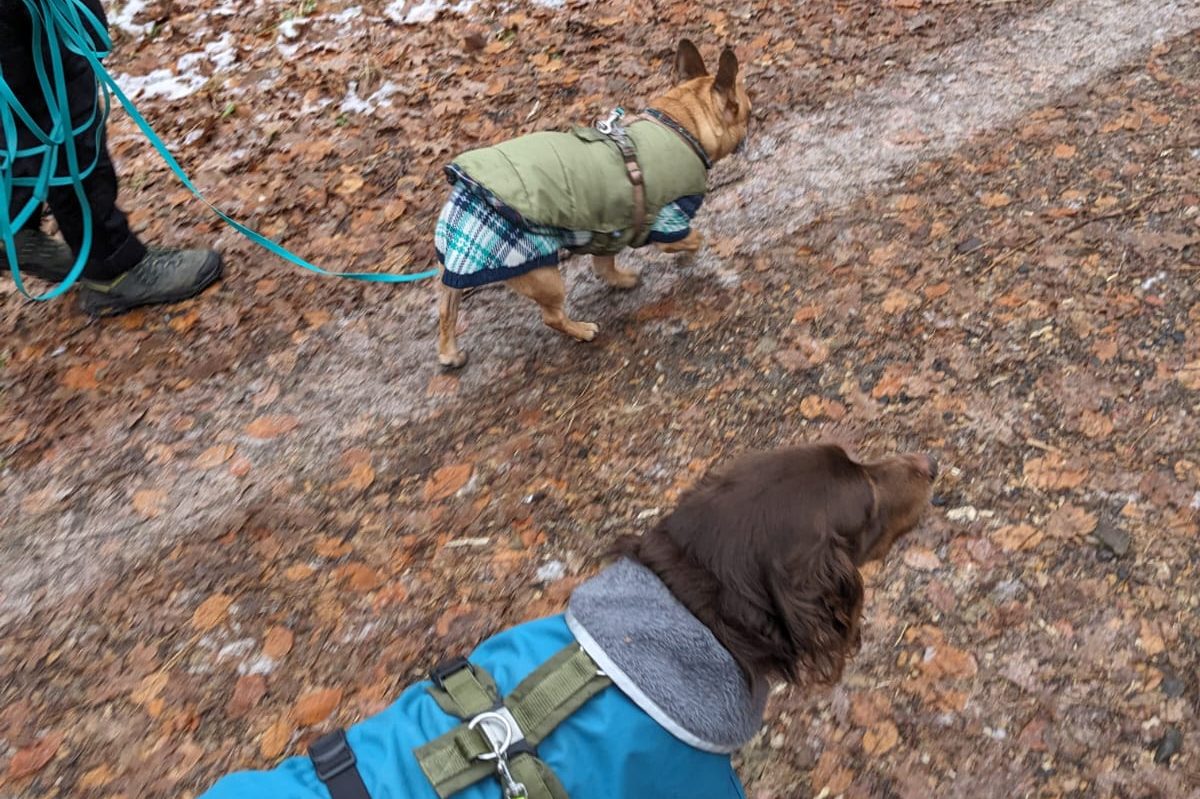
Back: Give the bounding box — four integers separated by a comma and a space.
435, 40, 751, 368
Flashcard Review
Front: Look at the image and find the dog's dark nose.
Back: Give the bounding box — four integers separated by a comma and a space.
920, 454, 939, 481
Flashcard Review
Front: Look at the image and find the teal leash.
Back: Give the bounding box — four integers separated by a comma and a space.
1, 0, 437, 303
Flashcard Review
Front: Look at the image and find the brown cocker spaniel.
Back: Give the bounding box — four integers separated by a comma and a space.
621, 443, 937, 690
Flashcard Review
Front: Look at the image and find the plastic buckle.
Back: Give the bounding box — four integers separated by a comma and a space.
309, 729, 357, 781
429, 656, 472, 690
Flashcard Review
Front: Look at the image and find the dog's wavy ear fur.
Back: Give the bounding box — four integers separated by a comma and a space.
619, 445, 874, 689
675, 39, 708, 80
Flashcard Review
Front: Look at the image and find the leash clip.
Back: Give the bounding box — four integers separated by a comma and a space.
594, 106, 626, 137
469, 710, 528, 799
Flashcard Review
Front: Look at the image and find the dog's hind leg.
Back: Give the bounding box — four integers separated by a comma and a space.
438, 284, 468, 368
592, 254, 640, 289
507, 267, 599, 342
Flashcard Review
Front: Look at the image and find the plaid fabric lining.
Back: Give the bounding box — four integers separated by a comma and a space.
437, 181, 702, 289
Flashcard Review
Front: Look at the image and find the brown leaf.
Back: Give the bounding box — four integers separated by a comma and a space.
194, 444, 235, 470
263, 626, 295, 660
995, 523, 1043, 552
1052, 143, 1077, 159
244, 415, 300, 440
260, 716, 292, 759
1178, 361, 1200, 391
131, 488, 168, 519
334, 462, 376, 493
872, 365, 908, 400
79, 763, 115, 789
292, 688, 342, 727
1078, 410, 1114, 439
227, 674, 268, 719
284, 563, 316, 581
881, 288, 919, 314
335, 563, 384, 593
863, 720, 900, 755
1093, 339, 1119, 363
192, 593, 234, 631
981, 192, 1011, 208
314, 536, 353, 559
921, 643, 978, 680
902, 546, 941, 571
8, 731, 65, 779
423, 463, 474, 501
62, 363, 103, 391
1138, 620, 1165, 656
1023, 452, 1088, 490
1046, 504, 1097, 539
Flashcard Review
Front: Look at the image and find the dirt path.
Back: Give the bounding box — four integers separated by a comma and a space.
1, 0, 1198, 796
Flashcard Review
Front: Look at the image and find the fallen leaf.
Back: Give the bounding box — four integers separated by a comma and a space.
292, 688, 342, 727
314, 536, 353, 559
995, 523, 1043, 552
260, 716, 292, 759
423, 463, 474, 501
1178, 361, 1200, 391
1023, 452, 1088, 490
227, 674, 268, 719
192, 593, 234, 631
921, 643, 978, 680
1093, 339, 1119, 363
981, 192, 1011, 208
863, 720, 900, 755
334, 462, 375, 493
244, 415, 300, 440
194, 444, 235, 470
8, 731, 65, 779
79, 763, 115, 789
1046, 504, 1097, 539
1138, 620, 1165, 656
285, 563, 316, 581
903, 546, 941, 571
335, 173, 365, 195
131, 488, 168, 519
1052, 143, 1077, 159
881, 288, 919, 314
263, 626, 295, 660
131, 671, 168, 706
1078, 410, 1114, 438
62, 363, 103, 391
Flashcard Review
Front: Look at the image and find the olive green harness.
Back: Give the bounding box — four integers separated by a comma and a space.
449, 109, 710, 255
413, 644, 612, 799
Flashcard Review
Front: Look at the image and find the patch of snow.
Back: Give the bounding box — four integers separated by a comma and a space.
217, 638, 257, 661
1191, 491, 1200, 510
536, 560, 567, 583
238, 655, 277, 676
384, 0, 474, 25
1141, 270, 1167, 291
110, 0, 152, 37
946, 506, 978, 523
331, 6, 364, 26
116, 33, 237, 101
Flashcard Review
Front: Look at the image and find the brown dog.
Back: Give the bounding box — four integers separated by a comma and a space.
434, 40, 752, 368
620, 443, 938, 688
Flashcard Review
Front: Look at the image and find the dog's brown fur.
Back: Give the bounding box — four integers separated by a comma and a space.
619, 444, 937, 690
437, 39, 752, 368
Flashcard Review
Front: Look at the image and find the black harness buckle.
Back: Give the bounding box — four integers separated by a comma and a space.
430, 656, 472, 690
309, 729, 357, 782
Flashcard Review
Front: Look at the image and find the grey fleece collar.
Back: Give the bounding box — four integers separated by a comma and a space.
565, 558, 767, 753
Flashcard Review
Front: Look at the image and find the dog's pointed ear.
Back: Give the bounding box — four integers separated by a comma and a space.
675, 39, 708, 80
713, 46, 740, 105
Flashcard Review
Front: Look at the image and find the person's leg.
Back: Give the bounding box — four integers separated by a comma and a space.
38, 0, 145, 280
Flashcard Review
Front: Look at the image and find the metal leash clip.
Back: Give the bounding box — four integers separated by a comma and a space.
594, 106, 627, 138
469, 710, 528, 799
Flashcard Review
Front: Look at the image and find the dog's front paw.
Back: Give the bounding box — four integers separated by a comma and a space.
438, 349, 468, 369
570, 321, 599, 342
608, 270, 640, 290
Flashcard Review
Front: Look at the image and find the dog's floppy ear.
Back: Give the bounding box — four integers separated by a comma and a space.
712, 46, 740, 108
675, 39, 708, 80
768, 528, 865, 686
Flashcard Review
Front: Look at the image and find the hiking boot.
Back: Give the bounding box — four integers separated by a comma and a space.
80, 247, 223, 316
0, 230, 76, 283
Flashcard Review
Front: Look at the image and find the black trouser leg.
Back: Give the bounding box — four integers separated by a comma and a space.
1, 0, 146, 280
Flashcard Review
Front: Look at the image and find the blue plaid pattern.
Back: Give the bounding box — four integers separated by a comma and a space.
437, 181, 702, 289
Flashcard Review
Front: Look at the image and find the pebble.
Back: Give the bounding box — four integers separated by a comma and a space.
1094, 521, 1131, 557
1161, 672, 1186, 699
946, 506, 978, 523
1154, 727, 1183, 764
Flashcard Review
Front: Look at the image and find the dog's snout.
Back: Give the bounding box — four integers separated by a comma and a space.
919, 454, 938, 482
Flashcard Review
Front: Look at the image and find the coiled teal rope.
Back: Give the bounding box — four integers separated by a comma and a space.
0, 0, 437, 302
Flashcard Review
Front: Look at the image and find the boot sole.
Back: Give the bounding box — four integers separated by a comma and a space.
81, 252, 224, 317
